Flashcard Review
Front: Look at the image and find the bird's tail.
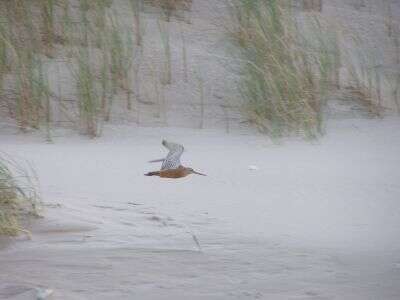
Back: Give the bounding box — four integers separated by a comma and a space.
144, 171, 160, 176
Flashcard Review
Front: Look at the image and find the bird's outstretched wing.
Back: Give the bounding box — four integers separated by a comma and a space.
161, 140, 184, 170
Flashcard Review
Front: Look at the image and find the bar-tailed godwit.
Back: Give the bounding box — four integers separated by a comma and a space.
145, 140, 206, 178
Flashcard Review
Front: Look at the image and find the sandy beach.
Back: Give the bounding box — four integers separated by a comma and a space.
1, 116, 400, 299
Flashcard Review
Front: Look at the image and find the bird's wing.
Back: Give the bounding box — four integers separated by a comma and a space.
161, 140, 184, 170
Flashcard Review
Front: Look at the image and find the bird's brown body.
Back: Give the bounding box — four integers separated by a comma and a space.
145, 140, 206, 179
145, 166, 193, 178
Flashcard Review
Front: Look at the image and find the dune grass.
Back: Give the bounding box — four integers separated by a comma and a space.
0, 154, 40, 236
147, 0, 192, 21
0, 0, 141, 137
158, 19, 172, 85
40, 0, 56, 57
228, 0, 337, 138
73, 47, 101, 137
0, 0, 396, 137
129, 0, 143, 46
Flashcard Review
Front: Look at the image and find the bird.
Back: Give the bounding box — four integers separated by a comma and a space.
145, 140, 206, 178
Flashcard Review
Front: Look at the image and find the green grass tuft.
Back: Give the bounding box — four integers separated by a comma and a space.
229, 0, 337, 138
0, 154, 40, 236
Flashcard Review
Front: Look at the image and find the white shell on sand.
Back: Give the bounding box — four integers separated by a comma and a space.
36, 288, 54, 300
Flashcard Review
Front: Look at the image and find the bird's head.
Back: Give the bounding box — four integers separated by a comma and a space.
187, 168, 206, 176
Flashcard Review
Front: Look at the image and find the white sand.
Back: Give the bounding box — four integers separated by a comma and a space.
1, 117, 400, 299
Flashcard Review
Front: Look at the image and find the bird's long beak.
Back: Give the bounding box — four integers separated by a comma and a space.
193, 170, 206, 176
148, 158, 165, 163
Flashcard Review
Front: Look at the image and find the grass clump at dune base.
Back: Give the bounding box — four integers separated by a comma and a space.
0, 154, 40, 236
229, 0, 338, 138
